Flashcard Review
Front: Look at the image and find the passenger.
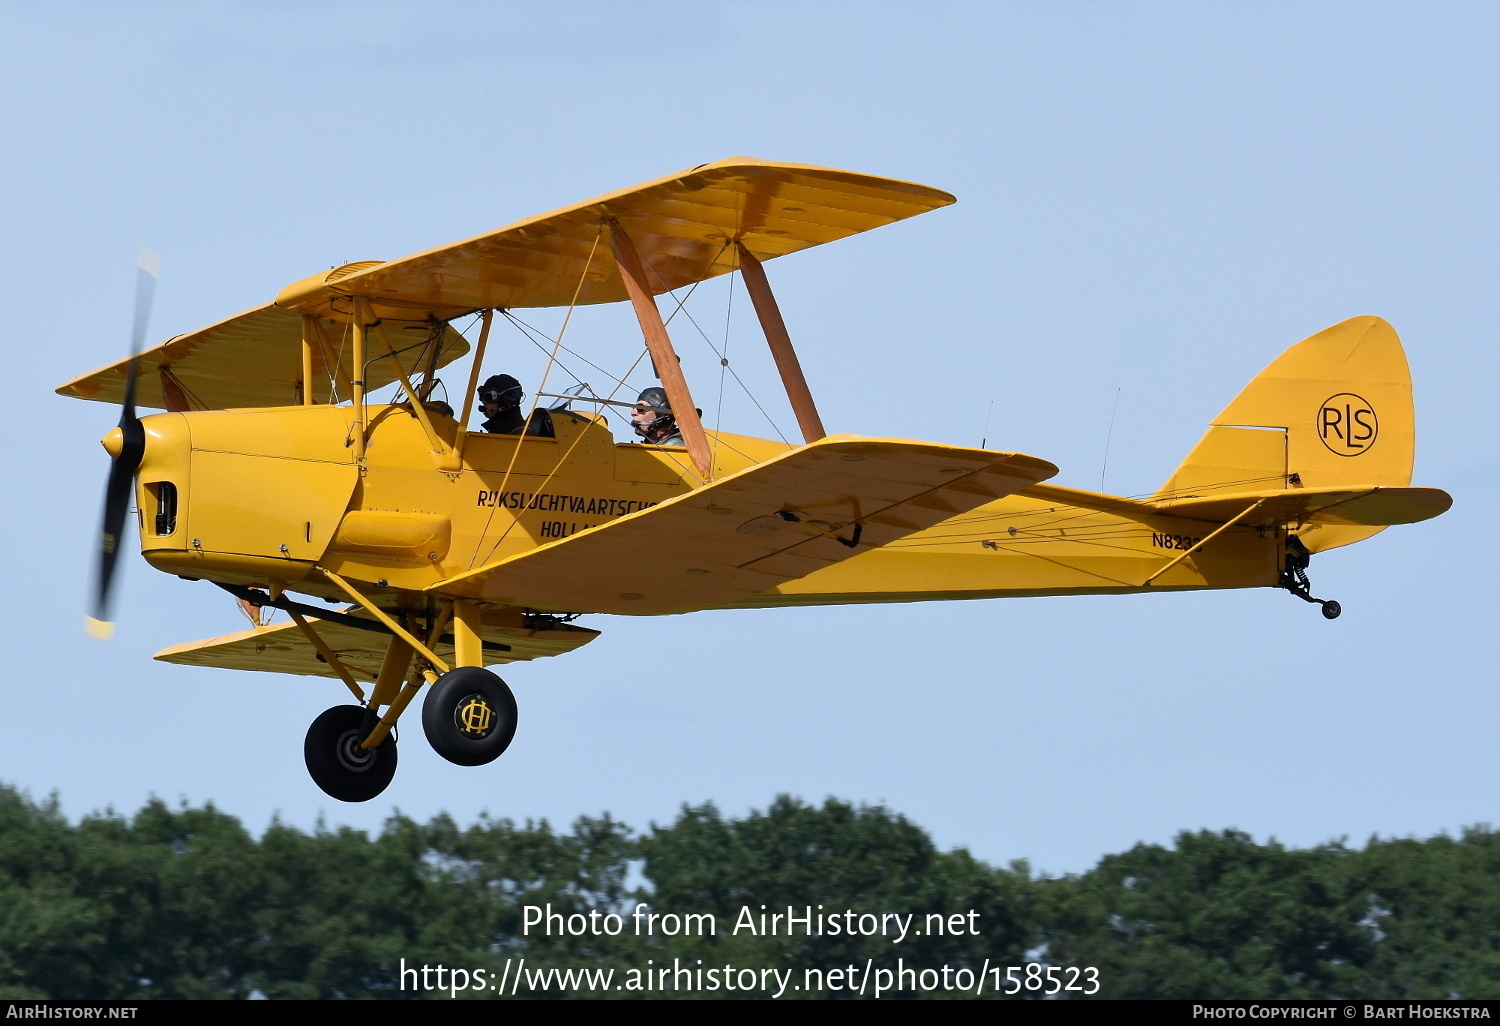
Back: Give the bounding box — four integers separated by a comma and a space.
478, 374, 554, 437
630, 387, 684, 447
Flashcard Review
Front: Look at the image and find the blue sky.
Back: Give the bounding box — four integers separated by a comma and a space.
1, 1, 1494, 875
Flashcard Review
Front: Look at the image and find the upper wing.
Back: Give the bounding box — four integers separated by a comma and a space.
59, 158, 950, 405
272, 157, 956, 319
154, 611, 599, 679
56, 304, 470, 411
431, 436, 1058, 614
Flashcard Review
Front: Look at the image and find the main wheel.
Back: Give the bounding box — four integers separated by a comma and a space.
422, 667, 518, 766
1321, 600, 1342, 620
304, 705, 398, 802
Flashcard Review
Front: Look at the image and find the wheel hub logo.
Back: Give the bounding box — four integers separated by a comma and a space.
1317, 393, 1377, 456
459, 697, 494, 736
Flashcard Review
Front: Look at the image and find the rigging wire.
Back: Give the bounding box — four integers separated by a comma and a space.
635, 243, 791, 446
371, 331, 445, 404
158, 366, 210, 411
504, 249, 720, 412
303, 318, 344, 406
713, 255, 737, 467
417, 317, 447, 398
501, 313, 598, 395
468, 227, 613, 570
471, 237, 750, 565
334, 318, 352, 402
474, 340, 659, 567
498, 313, 653, 437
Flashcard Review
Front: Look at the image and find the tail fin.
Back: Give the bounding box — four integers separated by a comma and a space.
1157, 315, 1414, 551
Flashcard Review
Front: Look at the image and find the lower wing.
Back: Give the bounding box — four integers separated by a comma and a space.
429, 435, 1058, 614
154, 610, 599, 679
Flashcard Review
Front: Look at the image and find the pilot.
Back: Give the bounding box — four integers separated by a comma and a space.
630, 387, 684, 447
478, 374, 554, 437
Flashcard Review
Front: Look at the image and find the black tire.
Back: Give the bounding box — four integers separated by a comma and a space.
422, 667, 518, 766
304, 705, 397, 802
1322, 600, 1342, 620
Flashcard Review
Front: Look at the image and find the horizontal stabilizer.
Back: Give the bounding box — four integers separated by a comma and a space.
1153, 485, 1452, 527
432, 435, 1058, 614
155, 611, 599, 680
1024, 481, 1450, 528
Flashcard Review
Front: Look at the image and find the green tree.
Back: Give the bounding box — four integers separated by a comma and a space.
1039, 829, 1376, 998
1356, 828, 1500, 998
637, 796, 1033, 998
5, 782, 1500, 1000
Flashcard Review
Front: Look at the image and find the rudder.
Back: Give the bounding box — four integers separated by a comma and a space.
1157, 316, 1414, 551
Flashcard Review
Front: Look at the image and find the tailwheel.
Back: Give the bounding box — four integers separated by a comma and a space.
422, 667, 518, 766
304, 705, 398, 802
1279, 534, 1341, 621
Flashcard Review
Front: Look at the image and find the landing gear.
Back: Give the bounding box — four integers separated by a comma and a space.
422, 667, 518, 766
1280, 535, 1341, 619
304, 705, 399, 802
294, 592, 526, 800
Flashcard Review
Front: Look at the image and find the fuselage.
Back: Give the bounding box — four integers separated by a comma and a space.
131, 402, 1281, 614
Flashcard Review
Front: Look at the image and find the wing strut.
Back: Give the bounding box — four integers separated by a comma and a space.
736, 242, 826, 444
442, 308, 494, 472
350, 305, 368, 461
286, 610, 368, 702
1140, 499, 1266, 586
608, 221, 713, 478
320, 570, 452, 674
299, 314, 316, 406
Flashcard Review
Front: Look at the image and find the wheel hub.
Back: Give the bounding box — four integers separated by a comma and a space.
335, 728, 377, 773
456, 694, 496, 738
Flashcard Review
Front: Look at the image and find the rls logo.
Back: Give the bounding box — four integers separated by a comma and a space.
1317, 393, 1378, 456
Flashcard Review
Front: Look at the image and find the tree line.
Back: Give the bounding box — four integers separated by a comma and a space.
0, 783, 1494, 999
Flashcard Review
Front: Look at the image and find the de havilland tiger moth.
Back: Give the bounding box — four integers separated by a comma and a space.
57, 157, 1453, 801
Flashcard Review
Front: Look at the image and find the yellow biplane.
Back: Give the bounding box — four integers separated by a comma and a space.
59, 157, 1452, 801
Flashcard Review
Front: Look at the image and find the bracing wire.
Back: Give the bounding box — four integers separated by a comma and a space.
371, 332, 444, 404
462, 229, 820, 574
333, 319, 352, 404
713, 254, 737, 466
501, 313, 592, 389
502, 283, 705, 399
474, 333, 657, 569
467, 227, 604, 570
635, 243, 791, 446
468, 228, 714, 570
473, 238, 750, 565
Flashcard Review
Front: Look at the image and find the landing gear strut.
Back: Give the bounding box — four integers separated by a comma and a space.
296, 593, 524, 800
1280, 535, 1341, 619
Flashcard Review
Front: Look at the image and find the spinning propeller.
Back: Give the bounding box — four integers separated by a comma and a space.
87, 249, 159, 640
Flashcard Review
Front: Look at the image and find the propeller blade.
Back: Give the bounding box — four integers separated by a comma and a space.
88, 250, 158, 638
130, 248, 159, 360
119, 248, 158, 426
